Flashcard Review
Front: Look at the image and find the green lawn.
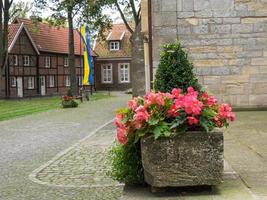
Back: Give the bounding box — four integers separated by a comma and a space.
0, 92, 111, 121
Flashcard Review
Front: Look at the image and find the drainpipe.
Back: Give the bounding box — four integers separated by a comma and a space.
144, 37, 150, 93
148, 0, 153, 90
143, 0, 152, 93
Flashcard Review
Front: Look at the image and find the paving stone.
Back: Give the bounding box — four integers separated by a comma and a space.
0, 93, 130, 200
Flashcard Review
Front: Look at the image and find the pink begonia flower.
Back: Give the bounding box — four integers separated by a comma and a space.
201, 92, 209, 100
127, 98, 138, 110
174, 96, 184, 109
155, 93, 165, 106
207, 96, 217, 106
145, 92, 165, 106
134, 106, 150, 122
187, 87, 198, 98
218, 104, 235, 121
116, 127, 128, 144
164, 92, 174, 99
183, 96, 203, 115
171, 88, 182, 98
114, 113, 124, 128
187, 116, 199, 125
168, 104, 179, 118
144, 92, 156, 104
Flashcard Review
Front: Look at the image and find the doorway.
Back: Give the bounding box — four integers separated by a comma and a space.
40, 76, 46, 96
17, 77, 23, 98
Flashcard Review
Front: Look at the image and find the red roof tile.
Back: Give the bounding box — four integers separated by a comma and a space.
94, 23, 132, 58
8, 24, 21, 48
13, 18, 97, 56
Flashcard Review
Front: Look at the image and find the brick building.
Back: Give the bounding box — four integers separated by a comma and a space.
0, 18, 96, 98
94, 24, 132, 91
143, 0, 267, 108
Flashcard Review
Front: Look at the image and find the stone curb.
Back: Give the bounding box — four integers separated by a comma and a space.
29, 119, 125, 189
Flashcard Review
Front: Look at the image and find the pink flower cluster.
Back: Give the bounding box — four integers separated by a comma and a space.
114, 87, 235, 145
169, 87, 203, 125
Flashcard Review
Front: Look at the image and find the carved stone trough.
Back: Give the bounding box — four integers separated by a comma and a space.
141, 131, 223, 189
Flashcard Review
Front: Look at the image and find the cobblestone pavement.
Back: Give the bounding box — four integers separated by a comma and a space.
2, 97, 267, 200
0, 93, 130, 200
29, 111, 267, 200
30, 123, 124, 199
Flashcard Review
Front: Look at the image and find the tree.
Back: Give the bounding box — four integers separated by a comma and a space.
10, 1, 32, 22
0, 0, 14, 76
105, 0, 144, 96
34, 0, 112, 95
34, 0, 143, 95
154, 41, 201, 93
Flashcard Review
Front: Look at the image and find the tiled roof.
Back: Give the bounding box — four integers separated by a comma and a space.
13, 18, 97, 56
8, 24, 21, 47
94, 23, 132, 58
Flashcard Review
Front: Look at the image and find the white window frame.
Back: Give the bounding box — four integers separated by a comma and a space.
13, 55, 18, 66
101, 64, 113, 84
64, 57, 69, 67
28, 77, 35, 89
45, 56, 51, 68
65, 76, 71, 87
11, 77, 16, 87
118, 63, 130, 83
23, 55, 30, 66
48, 75, 55, 88
109, 41, 120, 51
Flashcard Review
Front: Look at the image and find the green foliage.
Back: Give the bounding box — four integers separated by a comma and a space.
152, 121, 171, 139
10, 1, 33, 22
108, 139, 144, 185
154, 41, 201, 93
62, 99, 78, 108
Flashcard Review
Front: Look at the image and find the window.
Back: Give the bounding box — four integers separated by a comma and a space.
65, 76, 70, 87
23, 56, 30, 66
45, 56, 51, 68
119, 63, 130, 83
102, 64, 112, 83
109, 41, 120, 51
11, 77, 16, 87
13, 55, 18, 66
28, 77, 35, 89
48, 75, 55, 87
64, 57, 69, 67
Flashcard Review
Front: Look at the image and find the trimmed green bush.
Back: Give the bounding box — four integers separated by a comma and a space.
108, 139, 144, 185
154, 41, 201, 93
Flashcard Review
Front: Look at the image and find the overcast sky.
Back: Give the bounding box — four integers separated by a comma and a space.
13, 0, 122, 23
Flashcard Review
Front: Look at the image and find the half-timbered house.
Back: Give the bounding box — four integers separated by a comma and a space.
0, 18, 97, 98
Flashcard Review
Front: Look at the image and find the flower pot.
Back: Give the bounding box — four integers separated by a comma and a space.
141, 131, 223, 188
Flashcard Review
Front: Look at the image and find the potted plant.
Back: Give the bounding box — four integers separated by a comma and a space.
109, 41, 235, 190
61, 89, 78, 108
112, 88, 235, 189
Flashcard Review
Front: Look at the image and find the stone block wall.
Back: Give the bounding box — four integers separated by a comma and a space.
152, 0, 267, 107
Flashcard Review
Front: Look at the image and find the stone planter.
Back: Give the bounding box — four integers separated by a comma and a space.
141, 131, 223, 188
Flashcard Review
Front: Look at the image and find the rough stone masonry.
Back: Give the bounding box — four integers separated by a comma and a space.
151, 0, 267, 108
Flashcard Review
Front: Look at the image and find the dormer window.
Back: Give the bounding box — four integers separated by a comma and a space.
110, 41, 120, 51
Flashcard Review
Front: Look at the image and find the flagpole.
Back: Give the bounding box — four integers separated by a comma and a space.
79, 25, 82, 97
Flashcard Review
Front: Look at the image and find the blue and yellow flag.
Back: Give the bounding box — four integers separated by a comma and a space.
81, 25, 94, 85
